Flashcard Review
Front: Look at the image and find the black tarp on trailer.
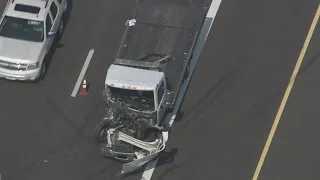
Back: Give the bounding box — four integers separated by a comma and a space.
115, 0, 209, 102
114, 0, 212, 175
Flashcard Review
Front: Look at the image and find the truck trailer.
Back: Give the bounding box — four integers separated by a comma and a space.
94, 0, 210, 175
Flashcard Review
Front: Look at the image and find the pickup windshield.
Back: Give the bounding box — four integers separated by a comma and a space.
0, 16, 44, 42
107, 86, 155, 111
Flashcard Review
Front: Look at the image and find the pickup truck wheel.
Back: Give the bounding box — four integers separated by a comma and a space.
93, 119, 111, 144
39, 61, 47, 80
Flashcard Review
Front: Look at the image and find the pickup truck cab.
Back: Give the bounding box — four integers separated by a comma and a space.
0, 0, 67, 82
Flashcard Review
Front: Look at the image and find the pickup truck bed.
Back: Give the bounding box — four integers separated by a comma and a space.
116, 0, 209, 93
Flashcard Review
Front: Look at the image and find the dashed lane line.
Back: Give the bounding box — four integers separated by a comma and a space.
71, 49, 95, 97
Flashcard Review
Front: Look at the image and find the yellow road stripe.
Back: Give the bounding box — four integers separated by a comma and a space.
252, 5, 320, 180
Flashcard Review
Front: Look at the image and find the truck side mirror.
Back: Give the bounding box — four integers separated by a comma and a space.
48, 30, 57, 37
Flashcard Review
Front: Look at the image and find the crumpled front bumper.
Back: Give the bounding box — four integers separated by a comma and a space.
100, 145, 136, 162
101, 131, 169, 175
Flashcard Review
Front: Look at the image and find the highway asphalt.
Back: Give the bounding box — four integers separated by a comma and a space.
0, 0, 318, 180
149, 0, 319, 180
0, 0, 138, 179
258, 16, 320, 180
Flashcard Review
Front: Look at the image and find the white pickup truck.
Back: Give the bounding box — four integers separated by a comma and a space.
0, 0, 67, 82
94, 0, 209, 175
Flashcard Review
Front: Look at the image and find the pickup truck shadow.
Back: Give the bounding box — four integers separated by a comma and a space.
44, 0, 73, 74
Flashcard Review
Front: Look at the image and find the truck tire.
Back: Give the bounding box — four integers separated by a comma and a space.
93, 118, 111, 144
39, 61, 47, 80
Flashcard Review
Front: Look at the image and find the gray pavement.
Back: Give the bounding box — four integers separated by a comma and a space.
149, 0, 318, 180
0, 0, 318, 180
0, 0, 137, 179
258, 17, 320, 180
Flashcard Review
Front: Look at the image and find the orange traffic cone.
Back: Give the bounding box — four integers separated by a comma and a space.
80, 77, 88, 96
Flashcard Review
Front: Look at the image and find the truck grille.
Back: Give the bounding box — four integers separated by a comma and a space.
0, 60, 27, 71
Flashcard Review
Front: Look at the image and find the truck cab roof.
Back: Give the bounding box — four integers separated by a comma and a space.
105, 64, 164, 91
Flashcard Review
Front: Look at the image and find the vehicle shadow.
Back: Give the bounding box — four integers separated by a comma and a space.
44, 0, 73, 77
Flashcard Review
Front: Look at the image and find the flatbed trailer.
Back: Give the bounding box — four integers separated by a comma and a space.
96, 0, 211, 175
115, 0, 209, 104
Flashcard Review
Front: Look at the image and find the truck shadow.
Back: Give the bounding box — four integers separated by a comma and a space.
157, 148, 179, 166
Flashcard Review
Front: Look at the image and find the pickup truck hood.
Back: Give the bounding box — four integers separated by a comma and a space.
0, 37, 44, 63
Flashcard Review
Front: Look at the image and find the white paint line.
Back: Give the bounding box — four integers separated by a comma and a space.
169, 115, 176, 127
205, 0, 222, 40
141, 158, 159, 180
140, 0, 223, 180
71, 49, 95, 97
207, 0, 222, 18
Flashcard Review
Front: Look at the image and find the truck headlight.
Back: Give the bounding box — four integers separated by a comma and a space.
28, 61, 40, 70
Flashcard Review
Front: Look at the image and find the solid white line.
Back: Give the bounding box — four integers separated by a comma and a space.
140, 0, 223, 180
71, 49, 95, 97
205, 0, 222, 40
169, 115, 176, 127
141, 158, 159, 180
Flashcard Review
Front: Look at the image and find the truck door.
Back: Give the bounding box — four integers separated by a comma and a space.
48, 1, 60, 39
156, 79, 166, 124
44, 13, 54, 52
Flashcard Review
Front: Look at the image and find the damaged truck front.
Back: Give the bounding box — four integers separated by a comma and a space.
93, 0, 209, 175
95, 56, 173, 174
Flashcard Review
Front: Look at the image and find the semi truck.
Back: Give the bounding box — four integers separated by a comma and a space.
94, 0, 210, 175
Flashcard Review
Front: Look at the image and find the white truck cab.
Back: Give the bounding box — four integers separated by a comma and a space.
0, 0, 67, 81
105, 64, 169, 125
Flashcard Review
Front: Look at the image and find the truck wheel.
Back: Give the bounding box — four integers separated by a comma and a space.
93, 119, 111, 144
184, 64, 190, 79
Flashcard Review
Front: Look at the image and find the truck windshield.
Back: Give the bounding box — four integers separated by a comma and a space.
107, 86, 155, 111
0, 16, 44, 42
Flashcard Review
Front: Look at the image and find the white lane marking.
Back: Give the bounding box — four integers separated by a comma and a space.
71, 49, 95, 97
141, 158, 159, 180
205, 0, 222, 39
169, 115, 176, 127
140, 0, 223, 179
